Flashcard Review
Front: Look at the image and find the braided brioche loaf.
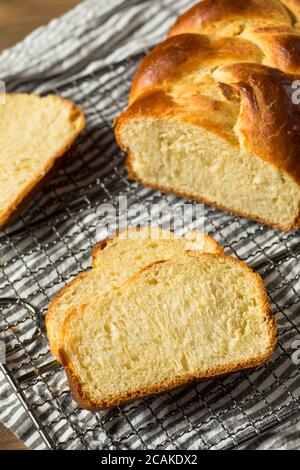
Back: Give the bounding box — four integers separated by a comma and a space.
115, 0, 300, 231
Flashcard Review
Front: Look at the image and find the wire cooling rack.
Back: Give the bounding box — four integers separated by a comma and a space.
1, 52, 300, 450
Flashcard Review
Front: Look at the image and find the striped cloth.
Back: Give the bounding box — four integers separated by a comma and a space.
0, 0, 300, 450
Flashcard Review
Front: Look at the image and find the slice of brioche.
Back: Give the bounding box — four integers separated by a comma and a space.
60, 254, 276, 411
0, 93, 85, 228
46, 227, 222, 359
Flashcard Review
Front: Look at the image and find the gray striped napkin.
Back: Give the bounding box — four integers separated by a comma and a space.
0, 0, 300, 450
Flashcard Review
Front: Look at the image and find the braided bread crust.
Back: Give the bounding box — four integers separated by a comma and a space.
115, 0, 300, 231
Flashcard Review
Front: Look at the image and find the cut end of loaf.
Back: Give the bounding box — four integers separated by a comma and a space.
116, 118, 300, 232
60, 254, 276, 411
115, 0, 300, 232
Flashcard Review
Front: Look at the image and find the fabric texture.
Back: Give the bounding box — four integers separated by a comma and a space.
0, 0, 299, 450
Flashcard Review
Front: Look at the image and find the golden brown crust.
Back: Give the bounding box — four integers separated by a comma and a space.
167, 1, 300, 75
59, 253, 277, 411
115, 89, 238, 146
215, 63, 300, 186
91, 238, 111, 265
46, 271, 92, 357
270, 0, 300, 27
115, 103, 300, 232
0, 93, 85, 230
168, 0, 292, 37
117, 50, 300, 189
129, 34, 263, 104
115, 0, 300, 231
244, 24, 300, 73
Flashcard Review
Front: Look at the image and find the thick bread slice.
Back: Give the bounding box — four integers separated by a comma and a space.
0, 93, 85, 228
46, 227, 222, 359
60, 254, 276, 411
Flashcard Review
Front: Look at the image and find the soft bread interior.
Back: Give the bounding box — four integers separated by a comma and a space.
92, 227, 222, 268
0, 94, 84, 226
122, 119, 300, 230
61, 255, 275, 409
47, 228, 222, 358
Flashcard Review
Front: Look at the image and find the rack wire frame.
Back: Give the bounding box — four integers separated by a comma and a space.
1, 52, 300, 450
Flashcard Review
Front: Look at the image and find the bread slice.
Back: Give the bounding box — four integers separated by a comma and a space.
46, 227, 222, 359
59, 254, 276, 410
0, 93, 85, 228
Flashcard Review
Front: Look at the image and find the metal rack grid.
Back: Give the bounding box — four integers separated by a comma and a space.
1, 52, 300, 450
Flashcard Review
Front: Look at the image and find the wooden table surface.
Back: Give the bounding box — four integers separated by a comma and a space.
0, 0, 82, 51
0, 0, 82, 450
0, 424, 29, 450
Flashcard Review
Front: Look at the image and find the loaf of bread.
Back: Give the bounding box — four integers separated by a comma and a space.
0, 93, 85, 228
46, 227, 222, 359
60, 253, 276, 410
115, 0, 300, 231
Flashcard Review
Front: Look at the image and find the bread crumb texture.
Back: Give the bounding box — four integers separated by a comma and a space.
116, 0, 300, 231
60, 254, 276, 410
47, 228, 222, 358
121, 120, 300, 230
0, 93, 85, 227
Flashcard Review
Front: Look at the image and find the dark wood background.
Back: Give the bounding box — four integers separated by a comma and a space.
0, 0, 83, 450
0, 0, 82, 51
